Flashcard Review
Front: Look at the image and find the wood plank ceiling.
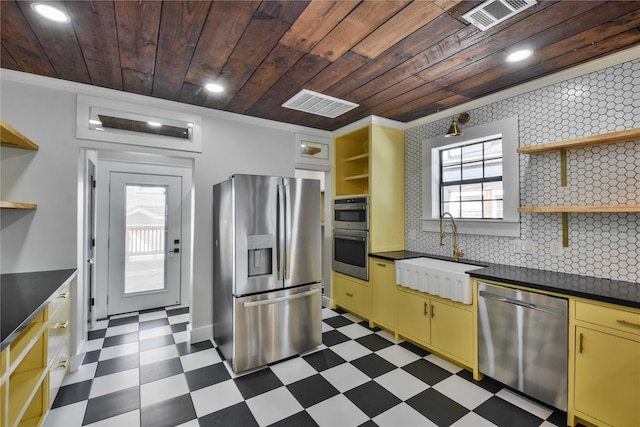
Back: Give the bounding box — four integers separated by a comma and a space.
2, 1, 640, 131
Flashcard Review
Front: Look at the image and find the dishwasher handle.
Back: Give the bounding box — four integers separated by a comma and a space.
478, 290, 564, 315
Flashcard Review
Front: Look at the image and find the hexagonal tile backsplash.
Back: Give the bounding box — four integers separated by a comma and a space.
404, 58, 639, 283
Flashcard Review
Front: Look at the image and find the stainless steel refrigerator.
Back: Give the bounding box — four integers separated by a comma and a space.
213, 174, 322, 373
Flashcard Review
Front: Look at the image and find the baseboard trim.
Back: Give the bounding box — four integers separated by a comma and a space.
189, 323, 213, 345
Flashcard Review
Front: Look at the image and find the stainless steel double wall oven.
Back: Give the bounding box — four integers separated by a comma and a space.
332, 196, 369, 281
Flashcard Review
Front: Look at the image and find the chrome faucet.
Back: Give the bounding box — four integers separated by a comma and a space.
440, 212, 464, 261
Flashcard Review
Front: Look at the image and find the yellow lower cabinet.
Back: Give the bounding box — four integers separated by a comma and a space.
396, 288, 430, 347
430, 300, 473, 364
574, 326, 640, 427
333, 273, 371, 320
370, 259, 396, 330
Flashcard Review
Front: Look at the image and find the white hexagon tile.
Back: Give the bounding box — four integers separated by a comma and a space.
404, 58, 639, 283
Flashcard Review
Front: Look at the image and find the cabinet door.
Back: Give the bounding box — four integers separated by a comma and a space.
430, 300, 473, 363
575, 326, 640, 427
371, 259, 396, 330
333, 274, 371, 319
396, 289, 430, 346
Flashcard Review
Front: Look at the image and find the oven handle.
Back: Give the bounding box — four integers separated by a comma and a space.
243, 287, 320, 308
334, 234, 367, 242
334, 205, 366, 211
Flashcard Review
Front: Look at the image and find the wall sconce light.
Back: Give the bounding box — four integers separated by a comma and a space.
445, 112, 470, 137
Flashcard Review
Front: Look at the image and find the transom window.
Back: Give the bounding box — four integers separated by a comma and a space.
439, 138, 503, 219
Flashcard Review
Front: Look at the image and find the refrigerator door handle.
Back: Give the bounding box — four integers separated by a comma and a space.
277, 184, 286, 280
242, 287, 320, 308
284, 184, 291, 280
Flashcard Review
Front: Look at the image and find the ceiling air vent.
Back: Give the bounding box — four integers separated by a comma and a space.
282, 89, 358, 118
462, 0, 537, 31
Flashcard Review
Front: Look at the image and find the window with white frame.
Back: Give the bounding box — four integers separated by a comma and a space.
422, 116, 520, 237
439, 137, 503, 219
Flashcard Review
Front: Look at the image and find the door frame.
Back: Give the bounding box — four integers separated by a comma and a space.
107, 172, 182, 315
95, 159, 193, 320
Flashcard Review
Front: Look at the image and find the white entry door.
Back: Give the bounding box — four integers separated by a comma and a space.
107, 172, 182, 315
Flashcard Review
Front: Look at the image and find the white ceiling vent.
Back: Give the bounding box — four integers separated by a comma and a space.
282, 89, 358, 118
462, 0, 537, 31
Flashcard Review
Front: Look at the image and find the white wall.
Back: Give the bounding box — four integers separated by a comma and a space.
1, 80, 78, 272
0, 71, 332, 344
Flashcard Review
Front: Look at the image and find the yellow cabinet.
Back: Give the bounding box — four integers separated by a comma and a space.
333, 123, 404, 253
370, 259, 396, 331
574, 326, 639, 427
0, 280, 72, 427
396, 288, 431, 347
571, 301, 640, 427
430, 300, 474, 364
333, 272, 371, 320
396, 287, 474, 367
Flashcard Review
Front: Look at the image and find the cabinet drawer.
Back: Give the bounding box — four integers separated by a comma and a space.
48, 297, 71, 363
48, 282, 71, 319
335, 275, 370, 318
575, 301, 640, 337
49, 338, 70, 405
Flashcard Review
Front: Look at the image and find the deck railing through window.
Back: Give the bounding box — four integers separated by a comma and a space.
126, 225, 165, 255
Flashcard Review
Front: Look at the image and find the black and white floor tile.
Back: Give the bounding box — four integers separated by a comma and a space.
44, 306, 569, 427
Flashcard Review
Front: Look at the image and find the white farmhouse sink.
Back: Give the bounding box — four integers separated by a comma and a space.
395, 258, 484, 304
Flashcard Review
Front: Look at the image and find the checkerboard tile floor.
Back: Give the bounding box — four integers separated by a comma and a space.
44, 306, 569, 427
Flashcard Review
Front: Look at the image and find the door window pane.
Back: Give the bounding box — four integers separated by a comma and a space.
125, 185, 167, 294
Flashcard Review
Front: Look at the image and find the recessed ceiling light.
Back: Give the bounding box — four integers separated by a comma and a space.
506, 49, 533, 63
205, 83, 224, 93
32, 3, 70, 23
147, 121, 162, 127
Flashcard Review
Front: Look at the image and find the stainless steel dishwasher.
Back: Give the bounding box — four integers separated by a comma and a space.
477, 281, 568, 410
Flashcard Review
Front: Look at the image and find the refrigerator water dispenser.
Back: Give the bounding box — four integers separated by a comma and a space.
247, 234, 273, 277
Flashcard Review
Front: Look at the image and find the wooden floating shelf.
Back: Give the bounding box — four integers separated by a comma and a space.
0, 201, 38, 210
0, 119, 39, 151
517, 127, 640, 154
519, 206, 640, 213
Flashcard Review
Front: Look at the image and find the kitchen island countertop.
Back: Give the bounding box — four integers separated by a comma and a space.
370, 251, 640, 309
1, 269, 77, 351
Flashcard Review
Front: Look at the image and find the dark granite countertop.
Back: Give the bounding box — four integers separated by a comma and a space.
1, 269, 77, 351
370, 251, 640, 309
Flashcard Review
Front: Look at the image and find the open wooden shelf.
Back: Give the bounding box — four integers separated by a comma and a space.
519, 206, 640, 213
344, 173, 369, 181
517, 127, 640, 154
0, 120, 39, 151
0, 201, 38, 210
518, 128, 640, 247
344, 153, 369, 162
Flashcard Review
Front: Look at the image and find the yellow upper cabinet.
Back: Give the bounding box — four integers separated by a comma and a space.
334, 123, 404, 252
